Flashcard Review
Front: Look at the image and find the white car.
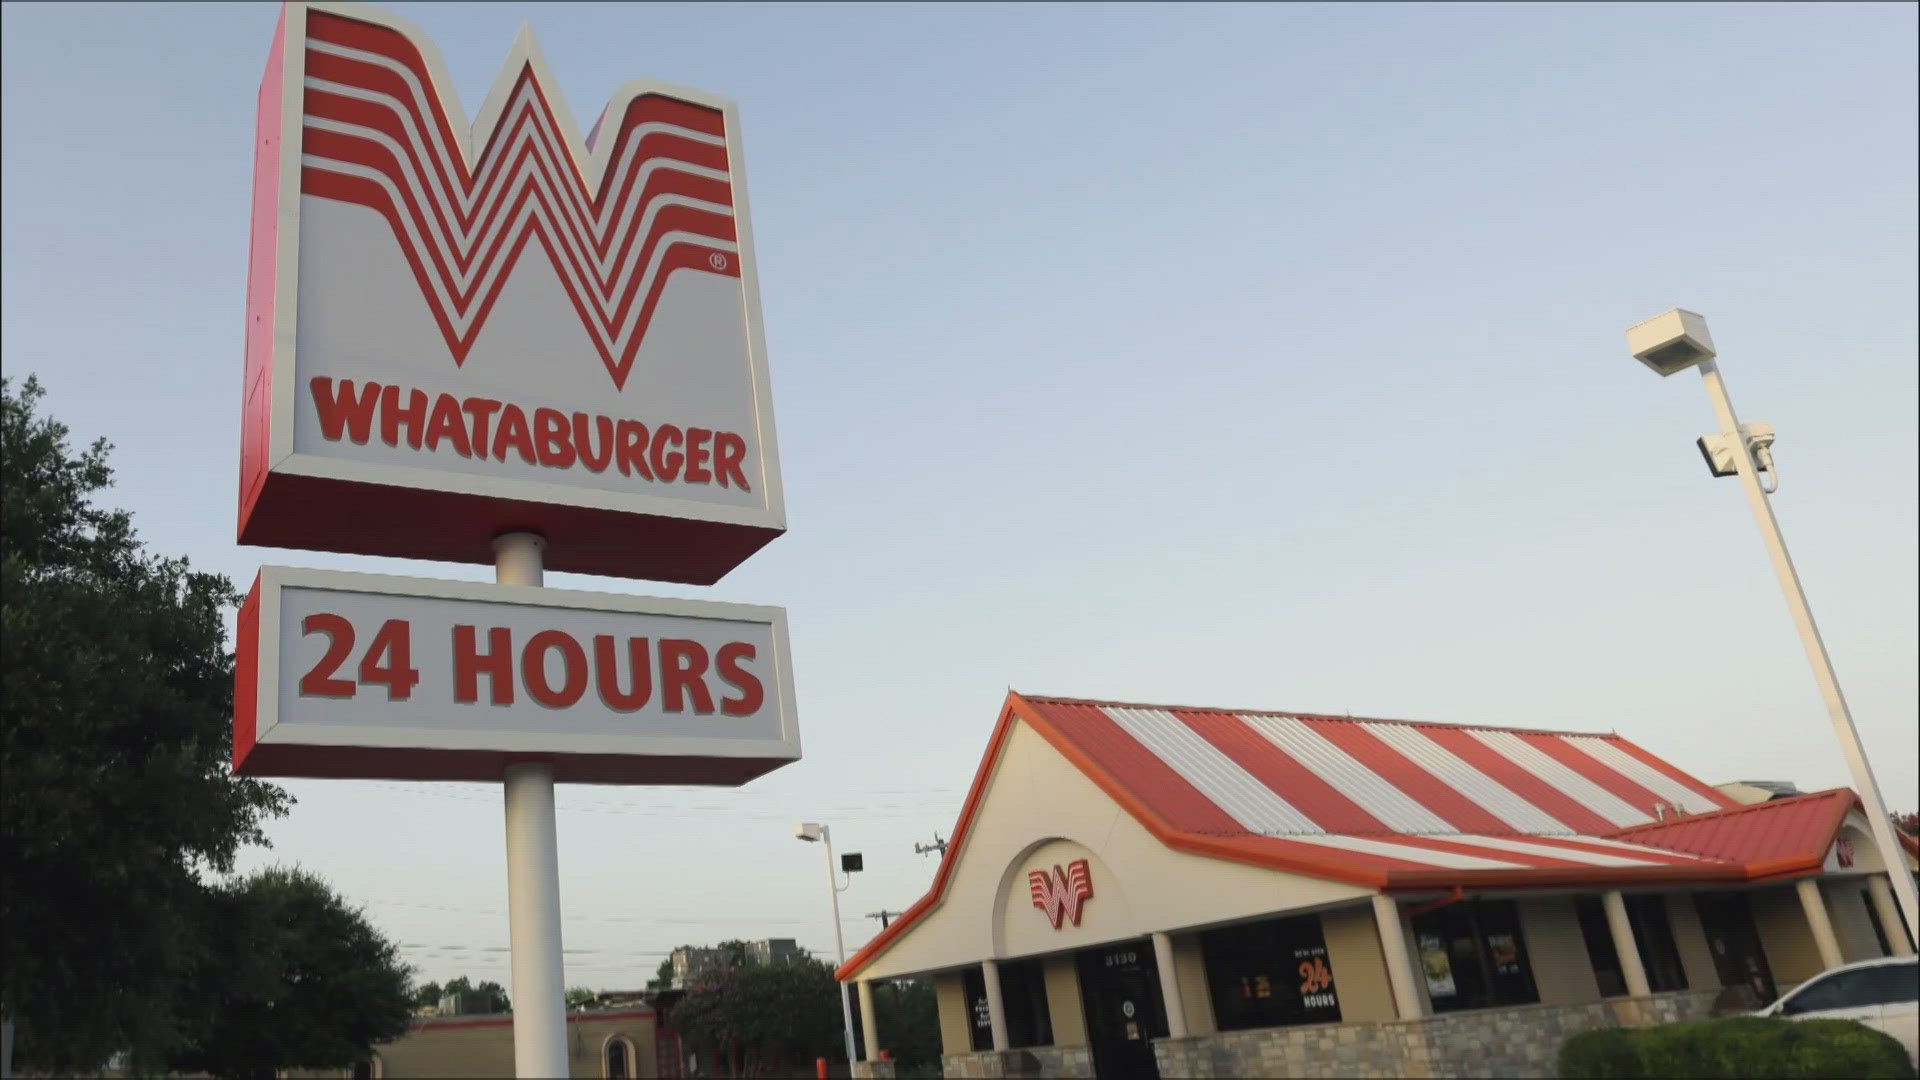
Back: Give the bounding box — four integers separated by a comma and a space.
1755, 956, 1919, 1065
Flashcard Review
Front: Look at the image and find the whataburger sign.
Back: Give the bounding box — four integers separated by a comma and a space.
237, 0, 782, 585
231, 7, 802, 1065
231, 7, 801, 796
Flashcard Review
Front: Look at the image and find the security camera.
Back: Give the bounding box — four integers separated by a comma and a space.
1627, 309, 1717, 376
1697, 423, 1774, 478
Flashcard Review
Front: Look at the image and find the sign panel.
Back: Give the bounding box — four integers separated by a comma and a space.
238, 2, 784, 583
235, 566, 800, 783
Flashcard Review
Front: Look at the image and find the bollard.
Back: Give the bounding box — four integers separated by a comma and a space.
815, 1056, 829, 1080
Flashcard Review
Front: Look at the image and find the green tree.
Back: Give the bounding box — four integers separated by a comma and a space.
568, 985, 599, 1008
411, 980, 443, 1010
440, 975, 511, 1014
669, 956, 845, 1077
650, 956, 677, 991
871, 979, 942, 1078
1, 376, 290, 1072
167, 867, 413, 1080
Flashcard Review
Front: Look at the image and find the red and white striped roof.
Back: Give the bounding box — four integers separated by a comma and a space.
1019, 695, 1747, 884
835, 692, 1866, 981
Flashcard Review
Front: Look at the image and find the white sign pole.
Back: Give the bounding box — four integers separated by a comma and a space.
495, 533, 570, 1077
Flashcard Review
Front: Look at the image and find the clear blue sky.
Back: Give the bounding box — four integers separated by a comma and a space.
4, 1, 1915, 990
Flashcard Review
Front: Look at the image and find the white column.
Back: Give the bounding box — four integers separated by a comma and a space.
819, 828, 858, 1070
1601, 891, 1653, 998
1151, 932, 1189, 1038
1371, 895, 1425, 1020
858, 980, 880, 1064
1694, 356, 1919, 945
1869, 875, 1916, 957
980, 959, 1010, 1051
496, 533, 568, 1078
1797, 878, 1844, 971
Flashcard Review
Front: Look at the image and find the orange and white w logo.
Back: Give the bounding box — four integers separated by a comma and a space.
1028, 858, 1095, 929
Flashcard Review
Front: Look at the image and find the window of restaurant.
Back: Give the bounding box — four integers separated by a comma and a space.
1000, 959, 1054, 1048
1862, 890, 1893, 957
1200, 913, 1342, 1031
1575, 894, 1689, 996
963, 968, 993, 1051
963, 960, 1054, 1049
1410, 899, 1538, 1013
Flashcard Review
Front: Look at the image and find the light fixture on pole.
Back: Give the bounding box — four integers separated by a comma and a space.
1626, 308, 1918, 945
797, 822, 861, 1068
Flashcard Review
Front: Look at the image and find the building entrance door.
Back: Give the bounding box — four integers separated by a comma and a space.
1076, 940, 1168, 1079
1694, 892, 1777, 1005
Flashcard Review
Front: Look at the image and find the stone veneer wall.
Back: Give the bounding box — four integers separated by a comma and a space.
1150, 989, 1716, 1080
941, 1045, 1095, 1078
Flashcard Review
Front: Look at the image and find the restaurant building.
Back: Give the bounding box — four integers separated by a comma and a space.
835, 692, 1917, 1078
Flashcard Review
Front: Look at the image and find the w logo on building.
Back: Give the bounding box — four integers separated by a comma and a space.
1029, 858, 1095, 929
293, 4, 744, 390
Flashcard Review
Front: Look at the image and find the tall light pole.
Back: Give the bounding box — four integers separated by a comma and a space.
797, 822, 860, 1069
1627, 308, 1919, 945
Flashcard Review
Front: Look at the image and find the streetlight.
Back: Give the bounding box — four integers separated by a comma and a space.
796, 822, 861, 1070
1626, 308, 1919, 944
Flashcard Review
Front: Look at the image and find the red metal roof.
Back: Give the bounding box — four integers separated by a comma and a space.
835, 692, 1864, 982
1610, 788, 1858, 873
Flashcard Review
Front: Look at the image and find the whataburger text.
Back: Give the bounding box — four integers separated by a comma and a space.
309, 377, 754, 489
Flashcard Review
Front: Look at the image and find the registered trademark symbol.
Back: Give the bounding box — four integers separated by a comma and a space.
708, 253, 728, 271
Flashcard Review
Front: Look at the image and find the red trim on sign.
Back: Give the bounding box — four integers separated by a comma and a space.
237, 471, 780, 584
1173, 709, 1392, 835
1308, 722, 1516, 835
232, 574, 264, 772
232, 743, 792, 786
238, 6, 287, 537
1419, 727, 1618, 835
1522, 734, 1669, 819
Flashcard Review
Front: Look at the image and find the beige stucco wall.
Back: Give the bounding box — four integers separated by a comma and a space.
856, 719, 1372, 981
1518, 895, 1601, 1005
1171, 932, 1217, 1036
1751, 885, 1825, 991
1665, 891, 1721, 993
365, 1012, 654, 1078
934, 972, 973, 1056
1043, 957, 1088, 1046
1321, 903, 1395, 1022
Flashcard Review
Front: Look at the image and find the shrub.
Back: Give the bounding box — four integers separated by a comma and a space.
1783, 1018, 1915, 1080
1558, 1027, 1645, 1079
1557, 1016, 1916, 1080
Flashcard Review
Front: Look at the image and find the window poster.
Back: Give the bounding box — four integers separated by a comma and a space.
1293, 944, 1339, 1013
1419, 933, 1457, 998
1488, 933, 1521, 976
